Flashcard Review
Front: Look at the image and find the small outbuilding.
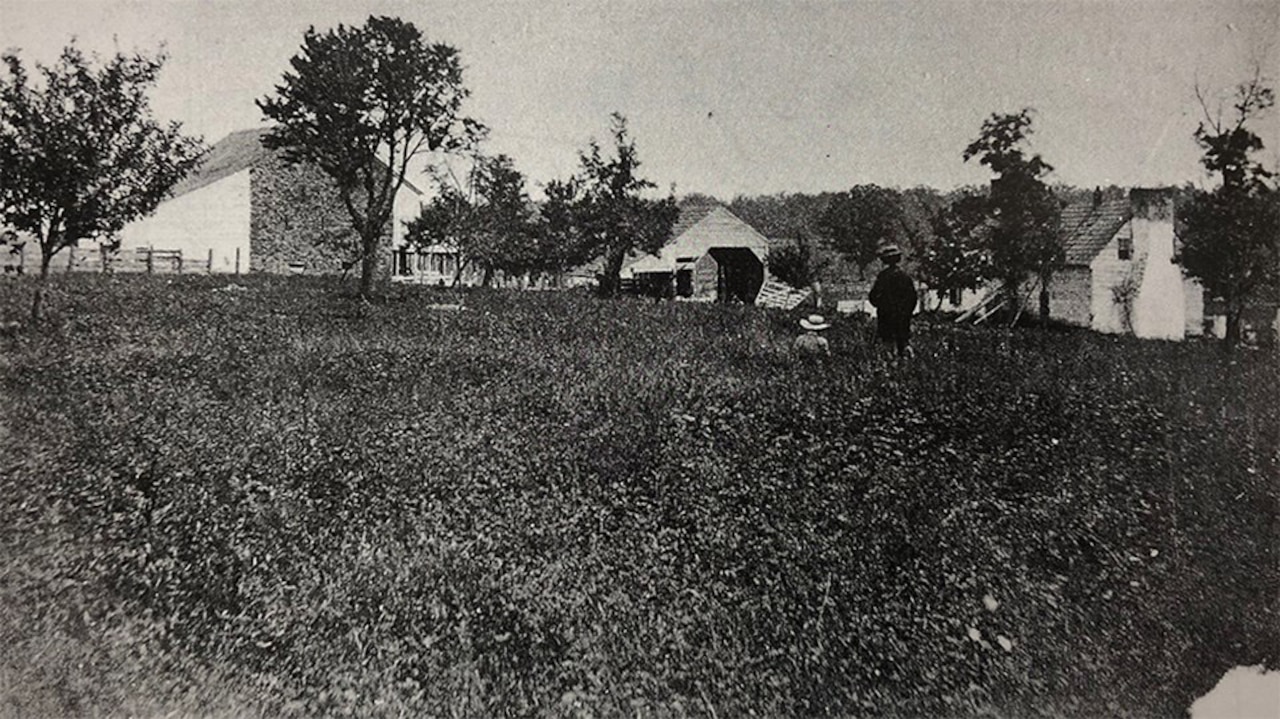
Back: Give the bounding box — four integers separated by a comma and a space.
622, 202, 770, 302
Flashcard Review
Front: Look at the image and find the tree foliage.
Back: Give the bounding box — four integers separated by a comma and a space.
0, 43, 205, 319
818, 184, 906, 277
258, 15, 482, 297
917, 190, 994, 306
963, 109, 1062, 318
407, 153, 537, 286
1180, 73, 1278, 347
550, 113, 678, 296
532, 177, 598, 283
767, 236, 830, 291
728, 192, 835, 240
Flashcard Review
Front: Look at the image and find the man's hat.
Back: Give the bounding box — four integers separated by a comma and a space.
800, 314, 830, 331
878, 244, 902, 259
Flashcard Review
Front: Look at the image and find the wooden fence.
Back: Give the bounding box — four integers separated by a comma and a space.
4, 246, 243, 276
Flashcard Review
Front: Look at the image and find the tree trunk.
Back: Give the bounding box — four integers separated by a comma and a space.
481, 266, 494, 288
598, 248, 626, 298
359, 232, 378, 298
1039, 285, 1051, 324
31, 251, 53, 321
1224, 308, 1243, 349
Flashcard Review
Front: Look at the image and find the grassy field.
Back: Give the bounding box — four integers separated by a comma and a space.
1, 274, 1276, 717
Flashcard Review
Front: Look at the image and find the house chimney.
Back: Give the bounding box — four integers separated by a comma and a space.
1129, 187, 1174, 222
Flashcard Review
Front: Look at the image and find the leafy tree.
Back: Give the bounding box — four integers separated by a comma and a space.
0, 43, 205, 320
407, 153, 536, 287
1179, 73, 1278, 347
917, 191, 993, 308
767, 235, 831, 291
258, 15, 482, 297
531, 177, 598, 285
728, 192, 836, 240
559, 113, 678, 297
963, 109, 1062, 320
818, 184, 906, 278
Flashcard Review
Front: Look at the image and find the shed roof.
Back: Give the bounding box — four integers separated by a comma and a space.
1060, 197, 1131, 265
624, 202, 768, 275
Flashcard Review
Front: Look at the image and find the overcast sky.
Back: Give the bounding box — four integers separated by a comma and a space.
3, 0, 1277, 199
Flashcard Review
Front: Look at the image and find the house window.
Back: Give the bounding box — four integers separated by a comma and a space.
1118, 230, 1133, 260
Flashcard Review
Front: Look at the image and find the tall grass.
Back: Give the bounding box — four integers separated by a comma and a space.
1, 273, 1276, 717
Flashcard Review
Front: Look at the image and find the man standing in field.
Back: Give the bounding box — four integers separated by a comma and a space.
869, 244, 917, 358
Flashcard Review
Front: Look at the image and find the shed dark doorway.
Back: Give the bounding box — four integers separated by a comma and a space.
707, 247, 764, 303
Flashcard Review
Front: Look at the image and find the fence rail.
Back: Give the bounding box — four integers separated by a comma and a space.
3, 246, 243, 276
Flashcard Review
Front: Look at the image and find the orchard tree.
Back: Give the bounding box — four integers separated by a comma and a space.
1180, 73, 1278, 347
917, 191, 993, 308
767, 235, 830, 291
963, 109, 1063, 320
559, 113, 678, 297
531, 177, 597, 284
818, 184, 906, 278
0, 43, 205, 320
258, 15, 482, 297
407, 152, 537, 287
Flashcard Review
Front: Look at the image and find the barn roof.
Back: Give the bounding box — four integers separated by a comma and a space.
169, 127, 424, 200
1060, 197, 1131, 265
170, 128, 271, 199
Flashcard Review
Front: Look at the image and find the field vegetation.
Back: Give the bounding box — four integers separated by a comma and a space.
1, 274, 1276, 717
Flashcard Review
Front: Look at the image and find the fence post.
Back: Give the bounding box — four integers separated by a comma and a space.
147, 246, 154, 274
67, 246, 75, 273
208, 248, 214, 274
235, 247, 241, 276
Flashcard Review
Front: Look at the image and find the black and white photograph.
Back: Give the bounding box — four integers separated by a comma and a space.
1, 1, 1277, 716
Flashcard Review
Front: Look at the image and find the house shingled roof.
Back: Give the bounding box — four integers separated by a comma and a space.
1060, 197, 1131, 266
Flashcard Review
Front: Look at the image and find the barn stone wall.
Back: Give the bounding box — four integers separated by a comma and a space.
249, 156, 390, 277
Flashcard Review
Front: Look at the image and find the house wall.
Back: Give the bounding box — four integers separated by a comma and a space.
117, 170, 252, 273
390, 242, 485, 287
1183, 278, 1205, 337
1046, 268, 1092, 326
1129, 210, 1186, 340
1089, 223, 1136, 334
391, 184, 421, 247
249, 156, 391, 277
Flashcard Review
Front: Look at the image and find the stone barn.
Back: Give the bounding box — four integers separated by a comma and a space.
1041, 188, 1204, 339
116, 128, 422, 276
623, 202, 770, 302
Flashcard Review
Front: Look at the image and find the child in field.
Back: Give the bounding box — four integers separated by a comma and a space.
868, 244, 917, 358
794, 314, 831, 357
